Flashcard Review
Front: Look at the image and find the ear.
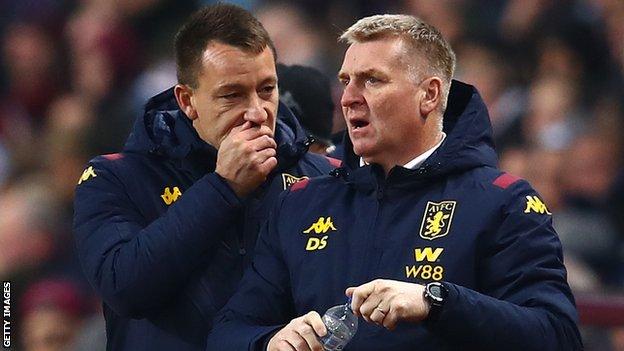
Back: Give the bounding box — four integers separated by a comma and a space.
174, 84, 198, 120
419, 77, 442, 118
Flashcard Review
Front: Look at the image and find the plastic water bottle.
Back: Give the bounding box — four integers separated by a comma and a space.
320, 299, 358, 351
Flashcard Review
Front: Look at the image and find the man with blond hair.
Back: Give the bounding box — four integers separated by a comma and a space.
208, 14, 582, 351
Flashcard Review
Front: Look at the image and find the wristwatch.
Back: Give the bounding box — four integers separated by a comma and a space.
423, 282, 448, 321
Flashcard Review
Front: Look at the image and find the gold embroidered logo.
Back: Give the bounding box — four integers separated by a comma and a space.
304, 217, 336, 251
303, 217, 337, 235
78, 166, 97, 185
524, 196, 551, 215
282, 173, 309, 190
161, 187, 182, 205
406, 247, 446, 281
419, 201, 456, 240
414, 247, 444, 262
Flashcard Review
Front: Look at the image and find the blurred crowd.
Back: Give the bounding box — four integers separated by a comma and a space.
0, 0, 623, 350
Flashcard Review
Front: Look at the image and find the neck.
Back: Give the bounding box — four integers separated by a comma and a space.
379, 129, 444, 175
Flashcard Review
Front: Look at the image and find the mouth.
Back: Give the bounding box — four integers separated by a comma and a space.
349, 118, 369, 130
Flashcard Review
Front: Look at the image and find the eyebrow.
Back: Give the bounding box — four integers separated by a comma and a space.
337, 68, 385, 81
260, 76, 278, 86
216, 83, 245, 92
216, 77, 277, 92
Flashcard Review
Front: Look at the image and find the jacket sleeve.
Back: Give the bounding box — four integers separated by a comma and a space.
73, 157, 243, 318
427, 180, 583, 351
207, 194, 295, 350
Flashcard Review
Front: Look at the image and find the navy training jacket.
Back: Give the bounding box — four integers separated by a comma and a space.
73, 88, 336, 351
208, 80, 583, 350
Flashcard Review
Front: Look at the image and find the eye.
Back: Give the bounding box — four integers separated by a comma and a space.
220, 92, 241, 99
365, 76, 381, 85
260, 85, 276, 95
339, 78, 350, 87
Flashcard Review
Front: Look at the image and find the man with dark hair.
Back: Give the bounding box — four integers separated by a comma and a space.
73, 4, 336, 351
208, 14, 582, 351
174, 4, 276, 88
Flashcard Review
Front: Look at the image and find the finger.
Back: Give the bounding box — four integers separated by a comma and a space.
252, 147, 277, 163
382, 309, 400, 331
345, 288, 357, 315
359, 294, 382, 320
217, 121, 250, 147
295, 325, 323, 351
272, 339, 297, 351
283, 330, 312, 351
238, 123, 274, 141
350, 281, 376, 317
229, 121, 254, 135
368, 306, 386, 325
254, 156, 278, 177
239, 120, 254, 131
221, 123, 270, 146
249, 134, 277, 151
269, 328, 298, 351
259, 124, 274, 136
302, 311, 327, 337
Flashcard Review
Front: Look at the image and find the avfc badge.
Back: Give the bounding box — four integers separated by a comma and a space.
419, 201, 457, 240
282, 173, 309, 190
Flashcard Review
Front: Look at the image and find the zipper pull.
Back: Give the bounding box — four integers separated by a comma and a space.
417, 165, 430, 175
376, 186, 384, 200
304, 136, 316, 147
330, 167, 349, 178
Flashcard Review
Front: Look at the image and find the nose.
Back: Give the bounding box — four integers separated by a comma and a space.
341, 81, 364, 108
244, 94, 268, 125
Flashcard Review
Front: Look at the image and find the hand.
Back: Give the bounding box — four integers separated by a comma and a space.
346, 279, 430, 330
215, 121, 278, 197
267, 311, 327, 351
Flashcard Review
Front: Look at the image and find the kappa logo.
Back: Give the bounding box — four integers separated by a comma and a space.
161, 187, 182, 205
78, 166, 97, 185
282, 173, 309, 190
303, 217, 336, 251
524, 195, 551, 215
303, 217, 337, 234
419, 201, 456, 240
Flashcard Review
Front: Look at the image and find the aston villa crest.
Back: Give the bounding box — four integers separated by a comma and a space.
419, 201, 456, 240
282, 173, 309, 190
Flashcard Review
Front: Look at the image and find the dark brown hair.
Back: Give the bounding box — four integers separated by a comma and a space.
174, 3, 276, 87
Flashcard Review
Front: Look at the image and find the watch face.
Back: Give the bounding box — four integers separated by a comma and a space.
429, 285, 442, 298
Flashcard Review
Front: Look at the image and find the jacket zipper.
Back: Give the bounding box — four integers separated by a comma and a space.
238, 203, 249, 257
361, 181, 386, 282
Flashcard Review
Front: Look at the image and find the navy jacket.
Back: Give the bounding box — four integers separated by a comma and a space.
208, 81, 583, 350
73, 88, 336, 351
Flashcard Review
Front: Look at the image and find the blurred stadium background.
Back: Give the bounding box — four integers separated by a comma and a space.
0, 0, 623, 350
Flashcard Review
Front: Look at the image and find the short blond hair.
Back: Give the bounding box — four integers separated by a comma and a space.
340, 14, 456, 111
